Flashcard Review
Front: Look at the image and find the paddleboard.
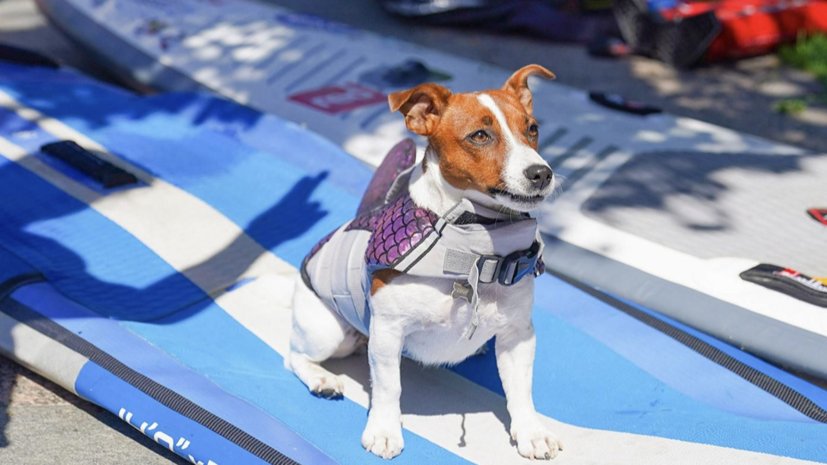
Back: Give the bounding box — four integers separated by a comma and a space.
34, 0, 827, 378
1, 59, 827, 464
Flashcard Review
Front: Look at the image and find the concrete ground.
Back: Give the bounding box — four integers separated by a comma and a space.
0, 358, 187, 465
0, 0, 825, 463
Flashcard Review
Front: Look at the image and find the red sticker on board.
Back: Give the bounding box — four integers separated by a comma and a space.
808, 208, 827, 227
288, 83, 386, 114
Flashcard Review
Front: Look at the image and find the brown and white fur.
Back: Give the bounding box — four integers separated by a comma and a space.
285, 65, 562, 460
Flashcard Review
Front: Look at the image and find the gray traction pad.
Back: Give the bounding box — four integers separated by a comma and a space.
582, 151, 827, 276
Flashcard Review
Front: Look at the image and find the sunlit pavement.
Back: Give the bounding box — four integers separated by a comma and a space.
0, 0, 825, 463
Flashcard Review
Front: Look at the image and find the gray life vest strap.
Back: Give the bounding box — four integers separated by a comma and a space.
392, 198, 542, 340
443, 240, 542, 286
389, 198, 539, 281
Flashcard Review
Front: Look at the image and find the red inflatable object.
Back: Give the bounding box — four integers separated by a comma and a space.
614, 0, 827, 67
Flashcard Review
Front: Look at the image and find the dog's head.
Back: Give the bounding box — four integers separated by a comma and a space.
389, 64, 556, 212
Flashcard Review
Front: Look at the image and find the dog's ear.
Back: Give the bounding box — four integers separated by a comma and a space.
502, 64, 555, 115
388, 83, 452, 136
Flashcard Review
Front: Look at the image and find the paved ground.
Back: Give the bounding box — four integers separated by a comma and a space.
0, 358, 186, 464
0, 0, 826, 463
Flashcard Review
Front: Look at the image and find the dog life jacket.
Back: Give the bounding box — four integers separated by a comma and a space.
301, 139, 544, 338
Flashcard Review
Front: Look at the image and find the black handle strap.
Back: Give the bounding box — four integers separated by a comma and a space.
41, 140, 138, 189
589, 91, 662, 116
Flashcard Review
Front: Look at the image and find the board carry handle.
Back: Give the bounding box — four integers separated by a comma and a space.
41, 140, 138, 188
589, 91, 662, 116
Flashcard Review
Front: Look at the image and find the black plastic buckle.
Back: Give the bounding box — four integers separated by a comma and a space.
497, 241, 541, 286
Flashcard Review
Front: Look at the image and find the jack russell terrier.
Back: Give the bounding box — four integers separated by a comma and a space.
287, 64, 561, 460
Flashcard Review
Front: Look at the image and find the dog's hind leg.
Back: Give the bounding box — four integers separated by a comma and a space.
285, 276, 362, 399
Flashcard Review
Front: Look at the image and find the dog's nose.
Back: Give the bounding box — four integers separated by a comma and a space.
524, 164, 553, 190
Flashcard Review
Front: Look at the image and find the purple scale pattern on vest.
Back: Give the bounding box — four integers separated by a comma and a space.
355, 138, 417, 217
365, 193, 438, 267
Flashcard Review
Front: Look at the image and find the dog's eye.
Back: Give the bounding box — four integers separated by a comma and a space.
528, 124, 539, 138
468, 130, 490, 144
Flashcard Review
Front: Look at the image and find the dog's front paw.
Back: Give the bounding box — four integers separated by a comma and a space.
309, 374, 344, 399
362, 417, 404, 459
511, 420, 563, 460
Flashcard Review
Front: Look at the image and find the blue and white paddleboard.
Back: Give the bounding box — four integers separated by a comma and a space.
34, 0, 827, 379
0, 59, 826, 465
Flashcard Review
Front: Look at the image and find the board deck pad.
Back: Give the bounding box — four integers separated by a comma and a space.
34, 0, 827, 378
2, 61, 827, 464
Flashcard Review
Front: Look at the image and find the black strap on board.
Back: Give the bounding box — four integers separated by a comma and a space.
41, 140, 138, 189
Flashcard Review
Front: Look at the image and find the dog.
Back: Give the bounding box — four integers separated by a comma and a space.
286, 64, 561, 460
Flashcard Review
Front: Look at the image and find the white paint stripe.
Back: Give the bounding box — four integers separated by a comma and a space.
0, 94, 817, 464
